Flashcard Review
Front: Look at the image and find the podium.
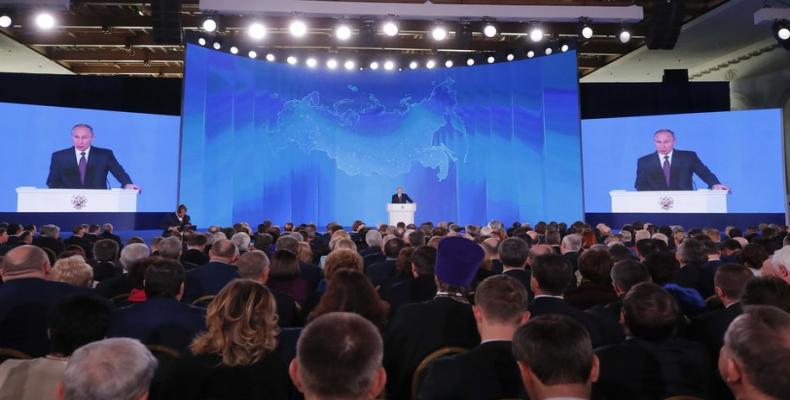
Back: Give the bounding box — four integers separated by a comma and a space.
609, 190, 728, 213
387, 203, 416, 226
16, 187, 139, 212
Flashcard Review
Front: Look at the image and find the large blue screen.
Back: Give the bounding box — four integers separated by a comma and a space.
0, 102, 180, 212
181, 44, 583, 226
582, 109, 785, 213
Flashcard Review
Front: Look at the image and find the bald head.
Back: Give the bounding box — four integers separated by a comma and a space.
209, 239, 239, 263
1, 245, 49, 279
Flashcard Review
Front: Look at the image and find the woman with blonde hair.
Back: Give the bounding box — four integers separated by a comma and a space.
163, 279, 290, 399
51, 255, 93, 287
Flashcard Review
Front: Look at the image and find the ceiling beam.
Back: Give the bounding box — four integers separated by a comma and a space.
48, 48, 184, 62
69, 64, 182, 75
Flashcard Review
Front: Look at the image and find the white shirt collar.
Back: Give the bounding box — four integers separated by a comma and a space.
534, 294, 564, 300
658, 150, 673, 165
75, 147, 91, 163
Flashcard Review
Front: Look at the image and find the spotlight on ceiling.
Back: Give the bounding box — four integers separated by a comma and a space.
230, 46, 238, 54
248, 22, 266, 40
528, 24, 543, 42
487, 56, 495, 64
384, 60, 395, 71
197, 37, 207, 46
382, 20, 399, 36
506, 53, 515, 61
409, 61, 418, 69
212, 42, 221, 50
483, 23, 497, 38
431, 25, 448, 41
426, 59, 436, 69
619, 26, 632, 43
35, 12, 56, 30
561, 43, 569, 52
344, 60, 356, 70
306, 57, 318, 68
287, 55, 298, 65
327, 58, 338, 69
248, 50, 257, 58
0, 15, 12, 28
466, 58, 475, 66
202, 18, 217, 32
773, 19, 790, 48
527, 50, 535, 58
578, 18, 593, 40
289, 20, 308, 38
266, 53, 276, 62
335, 24, 352, 41
545, 47, 553, 55
369, 61, 380, 70
445, 59, 454, 68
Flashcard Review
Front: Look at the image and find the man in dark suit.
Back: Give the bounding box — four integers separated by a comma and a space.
181, 232, 209, 269
391, 186, 413, 204
92, 239, 123, 282
360, 230, 386, 268
528, 254, 603, 347
95, 242, 151, 299
594, 283, 711, 400
182, 239, 239, 304
0, 245, 91, 357
63, 225, 93, 259
635, 129, 729, 191
275, 234, 323, 295
366, 237, 406, 287
420, 275, 529, 400
108, 259, 205, 352
500, 237, 533, 299
236, 250, 301, 327
676, 238, 716, 299
33, 224, 65, 256
385, 237, 483, 400
99, 223, 123, 248
47, 123, 140, 190
588, 259, 651, 346
379, 245, 437, 319
163, 204, 194, 235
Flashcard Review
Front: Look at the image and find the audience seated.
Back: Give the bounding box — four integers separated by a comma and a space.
379, 245, 438, 318
644, 251, 706, 317
512, 314, 599, 400
0, 245, 91, 357
0, 294, 112, 400
57, 337, 157, 400
588, 259, 652, 346
33, 224, 65, 256
267, 249, 310, 306
420, 275, 529, 399
741, 276, 790, 312
565, 249, 618, 310
289, 312, 386, 400
180, 232, 209, 269
367, 237, 406, 287
308, 268, 389, 330
719, 305, 790, 400
235, 250, 301, 326
385, 236, 482, 400
676, 238, 716, 299
51, 255, 94, 287
98, 223, 123, 247
92, 239, 122, 282
499, 236, 533, 298
95, 243, 151, 299
182, 238, 239, 304
108, 258, 206, 352
595, 282, 711, 399
163, 279, 291, 399
276, 234, 323, 295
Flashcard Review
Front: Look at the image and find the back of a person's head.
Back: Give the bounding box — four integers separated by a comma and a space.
187, 233, 208, 247
561, 233, 581, 252
1, 245, 48, 277
210, 238, 239, 260
384, 237, 406, 258
714, 263, 753, 300
741, 276, 790, 312
643, 251, 680, 285
365, 229, 383, 248
577, 249, 613, 284
678, 238, 709, 265
269, 249, 300, 280
499, 237, 529, 268
52, 255, 93, 287
62, 338, 157, 400
93, 239, 119, 262
275, 234, 300, 254
410, 245, 437, 277
623, 282, 679, 342
610, 259, 651, 294
192, 279, 278, 366
635, 239, 658, 259
407, 230, 426, 247
49, 294, 113, 356
324, 248, 364, 281
722, 305, 790, 400
236, 250, 269, 280
512, 314, 594, 388
310, 269, 389, 329
231, 232, 251, 251
119, 243, 151, 270
607, 243, 633, 263
738, 243, 769, 269
531, 254, 573, 295
143, 258, 185, 298
476, 275, 528, 325
156, 236, 182, 259
294, 312, 385, 400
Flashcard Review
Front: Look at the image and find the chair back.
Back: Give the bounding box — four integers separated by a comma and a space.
110, 292, 131, 307
191, 295, 216, 307
411, 346, 467, 400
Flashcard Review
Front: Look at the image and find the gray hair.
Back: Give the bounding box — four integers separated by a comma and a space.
561, 234, 582, 252
62, 338, 157, 400
231, 232, 251, 253
771, 245, 790, 270
236, 250, 270, 280
102, 223, 113, 232
275, 235, 299, 254
365, 230, 383, 248
634, 230, 651, 242
39, 224, 60, 238
119, 243, 151, 271
651, 232, 669, 245
678, 238, 708, 265
157, 236, 182, 259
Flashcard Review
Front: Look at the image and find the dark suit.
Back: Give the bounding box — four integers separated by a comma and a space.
108, 297, 206, 352
32, 236, 64, 256
419, 340, 526, 400
361, 246, 386, 268
385, 297, 480, 400
99, 231, 123, 247
379, 275, 437, 319
635, 150, 720, 191
47, 146, 133, 189
63, 235, 92, 258
96, 274, 135, 299
594, 337, 711, 400
93, 260, 123, 282
565, 281, 619, 311
0, 278, 91, 357
529, 296, 603, 347
503, 268, 533, 300
587, 298, 626, 346
182, 261, 239, 304
676, 263, 715, 300
163, 213, 193, 234
687, 303, 743, 400
366, 259, 397, 287
391, 193, 414, 204
181, 248, 209, 269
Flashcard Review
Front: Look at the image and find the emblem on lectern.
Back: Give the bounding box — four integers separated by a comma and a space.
658, 196, 674, 211
71, 195, 88, 210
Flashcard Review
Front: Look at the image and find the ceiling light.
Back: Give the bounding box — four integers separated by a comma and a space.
431, 25, 448, 41
327, 59, 338, 69
382, 20, 399, 36
445, 60, 454, 68
578, 18, 593, 39
528, 25, 543, 42
466, 58, 475, 66
0, 15, 11, 28
409, 61, 418, 69
487, 56, 495, 64
248, 50, 257, 58
384, 60, 395, 70
527, 50, 534, 58
344, 60, 356, 70
426, 59, 436, 69
230, 46, 238, 54
774, 19, 790, 42
248, 22, 266, 40
35, 12, 55, 30
197, 37, 206, 46
483, 23, 497, 38
202, 18, 217, 32
266, 53, 275, 62
619, 27, 631, 43
287, 55, 298, 65
561, 44, 569, 52
370, 61, 379, 70
306, 57, 318, 68
545, 47, 553, 55
289, 20, 307, 37
212, 42, 221, 50
335, 24, 352, 40
506, 53, 514, 61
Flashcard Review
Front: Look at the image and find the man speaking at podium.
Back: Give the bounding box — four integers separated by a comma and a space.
46, 124, 141, 191
635, 129, 729, 192
391, 186, 413, 204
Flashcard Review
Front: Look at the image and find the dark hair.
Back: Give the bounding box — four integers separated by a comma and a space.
144, 259, 185, 298
411, 246, 437, 276
623, 282, 679, 342
610, 260, 651, 293
577, 250, 613, 284
384, 237, 406, 258
714, 263, 753, 300
48, 294, 113, 355
72, 225, 85, 235
308, 269, 389, 330
678, 238, 708, 265
126, 236, 145, 245
476, 275, 528, 324
512, 315, 593, 385
269, 249, 300, 279
635, 239, 658, 259
531, 254, 574, 295
93, 239, 119, 262
127, 256, 162, 290
608, 244, 633, 263
738, 244, 769, 269
408, 230, 426, 247
394, 247, 415, 277
176, 204, 187, 213
187, 233, 208, 247
721, 239, 742, 252
644, 252, 680, 285
499, 237, 529, 268
728, 228, 743, 238
741, 277, 790, 312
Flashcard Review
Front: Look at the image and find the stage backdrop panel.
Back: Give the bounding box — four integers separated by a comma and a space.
181, 44, 583, 227
582, 109, 786, 213
0, 102, 180, 212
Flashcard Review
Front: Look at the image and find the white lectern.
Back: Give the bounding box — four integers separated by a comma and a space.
16, 187, 139, 212
609, 190, 728, 213
387, 203, 416, 226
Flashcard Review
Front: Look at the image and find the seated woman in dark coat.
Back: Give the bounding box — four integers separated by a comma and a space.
308, 269, 390, 331
266, 250, 309, 306
565, 249, 619, 310
163, 279, 291, 400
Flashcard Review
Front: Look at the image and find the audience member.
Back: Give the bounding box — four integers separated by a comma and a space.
267, 249, 309, 306
181, 232, 209, 269
675, 238, 715, 299
51, 255, 94, 287
738, 243, 769, 276
92, 238, 122, 282
94, 243, 151, 300
741, 276, 790, 312
99, 223, 122, 247
235, 249, 300, 326
644, 251, 706, 317
588, 259, 652, 345
379, 245, 437, 318
565, 249, 618, 310
33, 224, 65, 256
367, 237, 406, 287
182, 238, 239, 304
308, 269, 389, 330
63, 225, 92, 258
276, 235, 323, 296
499, 236, 533, 297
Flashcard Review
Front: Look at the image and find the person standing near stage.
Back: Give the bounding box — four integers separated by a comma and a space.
391, 186, 413, 204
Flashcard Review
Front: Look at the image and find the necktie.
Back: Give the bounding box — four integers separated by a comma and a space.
79, 152, 87, 185
662, 155, 670, 187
